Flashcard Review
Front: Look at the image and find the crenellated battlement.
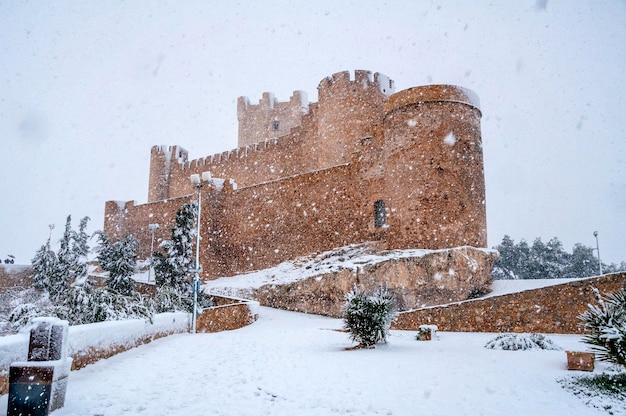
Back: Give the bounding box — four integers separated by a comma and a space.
237, 90, 309, 148
318, 70, 395, 99
182, 137, 283, 171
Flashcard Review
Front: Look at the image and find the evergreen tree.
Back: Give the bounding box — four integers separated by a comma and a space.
50, 215, 74, 299
154, 202, 197, 291
72, 216, 91, 286
516, 240, 531, 278
95, 231, 139, 296
491, 235, 624, 280
565, 243, 598, 278
31, 237, 59, 293
491, 235, 518, 279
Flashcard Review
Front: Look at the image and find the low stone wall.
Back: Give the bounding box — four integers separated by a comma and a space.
249, 247, 498, 318
0, 312, 188, 395
392, 272, 626, 334
197, 295, 259, 333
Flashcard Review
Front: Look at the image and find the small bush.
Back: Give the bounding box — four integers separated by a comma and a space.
559, 372, 626, 415
343, 286, 397, 348
484, 333, 561, 351
580, 287, 626, 368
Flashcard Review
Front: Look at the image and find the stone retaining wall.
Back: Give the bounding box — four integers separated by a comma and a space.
196, 295, 259, 333
392, 272, 626, 334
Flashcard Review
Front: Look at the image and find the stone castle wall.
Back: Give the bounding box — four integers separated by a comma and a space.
392, 272, 626, 334
105, 70, 487, 286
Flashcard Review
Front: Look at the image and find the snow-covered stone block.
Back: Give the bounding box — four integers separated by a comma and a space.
566, 351, 595, 372
418, 324, 438, 341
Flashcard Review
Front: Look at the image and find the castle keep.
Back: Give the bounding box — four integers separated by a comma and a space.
104, 70, 490, 302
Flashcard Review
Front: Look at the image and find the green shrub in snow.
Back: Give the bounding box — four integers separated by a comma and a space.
580, 287, 626, 368
343, 286, 397, 348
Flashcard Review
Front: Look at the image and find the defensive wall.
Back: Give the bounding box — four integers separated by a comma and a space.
105, 70, 488, 299
392, 272, 626, 334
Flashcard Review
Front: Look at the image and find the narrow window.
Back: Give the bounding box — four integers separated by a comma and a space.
272, 120, 280, 131
374, 199, 386, 228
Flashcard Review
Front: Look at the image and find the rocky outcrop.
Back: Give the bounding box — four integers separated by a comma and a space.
209, 245, 498, 318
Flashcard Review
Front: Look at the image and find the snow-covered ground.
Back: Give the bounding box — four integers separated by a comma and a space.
1, 306, 621, 416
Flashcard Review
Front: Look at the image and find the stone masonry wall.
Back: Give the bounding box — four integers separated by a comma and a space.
106, 71, 487, 286
104, 196, 194, 260
392, 272, 626, 334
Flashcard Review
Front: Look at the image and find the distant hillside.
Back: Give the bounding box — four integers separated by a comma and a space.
0, 264, 32, 292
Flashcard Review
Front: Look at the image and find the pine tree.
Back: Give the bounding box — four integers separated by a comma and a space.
491, 235, 519, 279
491, 235, 621, 280
31, 237, 59, 293
154, 202, 197, 291
72, 216, 91, 286
50, 215, 74, 300
95, 232, 138, 296
565, 243, 598, 278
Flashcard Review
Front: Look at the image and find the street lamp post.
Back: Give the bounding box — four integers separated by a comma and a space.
593, 231, 603, 276
189, 171, 212, 334
147, 224, 159, 282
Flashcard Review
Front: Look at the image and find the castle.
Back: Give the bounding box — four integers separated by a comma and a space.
104, 70, 489, 301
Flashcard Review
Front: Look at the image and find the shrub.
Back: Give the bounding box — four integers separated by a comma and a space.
343, 286, 397, 348
559, 372, 626, 415
580, 287, 626, 368
484, 333, 561, 351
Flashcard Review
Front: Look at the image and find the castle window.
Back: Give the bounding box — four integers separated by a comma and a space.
374, 199, 386, 228
272, 120, 280, 131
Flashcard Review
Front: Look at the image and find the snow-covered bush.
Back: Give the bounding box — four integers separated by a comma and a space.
7, 303, 42, 330
7, 286, 154, 329
558, 371, 626, 414
153, 202, 197, 291
580, 287, 626, 368
154, 285, 193, 313
484, 333, 561, 351
64, 286, 154, 325
94, 231, 139, 295
343, 286, 397, 348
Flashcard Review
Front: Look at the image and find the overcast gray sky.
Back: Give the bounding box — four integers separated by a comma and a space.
1, 0, 625, 265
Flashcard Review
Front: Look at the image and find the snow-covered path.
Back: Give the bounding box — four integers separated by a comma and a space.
1, 307, 611, 415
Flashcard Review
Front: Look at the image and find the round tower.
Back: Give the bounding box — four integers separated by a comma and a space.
379, 85, 487, 250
